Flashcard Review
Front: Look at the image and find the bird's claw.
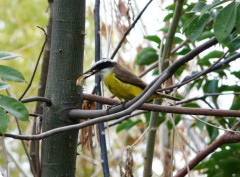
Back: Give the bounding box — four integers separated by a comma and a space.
106, 100, 130, 114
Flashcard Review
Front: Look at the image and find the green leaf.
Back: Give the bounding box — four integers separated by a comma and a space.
230, 95, 240, 110
183, 103, 200, 108
0, 108, 10, 133
198, 50, 224, 66
0, 51, 20, 61
144, 112, 151, 123
173, 37, 183, 44
229, 36, 240, 52
159, 26, 169, 33
144, 35, 161, 44
0, 65, 25, 82
183, 16, 197, 33
185, 14, 211, 41
0, 95, 29, 121
221, 34, 235, 47
213, 2, 237, 42
196, 117, 207, 131
163, 13, 173, 22
236, 5, 240, 33
198, 31, 215, 41
212, 68, 227, 77
190, 1, 207, 13
201, 0, 228, 15
166, 3, 176, 11
207, 123, 219, 142
167, 120, 173, 130
0, 81, 10, 90
219, 85, 240, 92
203, 80, 219, 93
203, 50, 224, 60
152, 68, 159, 75
232, 71, 240, 79
175, 64, 186, 76
194, 144, 240, 176
136, 47, 158, 65
116, 119, 141, 133
176, 47, 191, 55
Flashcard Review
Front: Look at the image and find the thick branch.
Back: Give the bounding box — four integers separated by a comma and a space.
0, 38, 219, 142
1, 94, 240, 141
69, 94, 240, 118
144, 0, 184, 176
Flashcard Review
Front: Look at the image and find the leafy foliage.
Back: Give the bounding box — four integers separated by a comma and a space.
0, 65, 25, 82
0, 51, 20, 61
184, 13, 211, 41
0, 94, 29, 122
213, 2, 237, 43
134, 2, 240, 175
0, 52, 28, 133
136, 47, 158, 65
194, 144, 240, 177
116, 119, 142, 133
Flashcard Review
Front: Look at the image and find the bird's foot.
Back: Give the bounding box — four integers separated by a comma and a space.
106, 100, 130, 114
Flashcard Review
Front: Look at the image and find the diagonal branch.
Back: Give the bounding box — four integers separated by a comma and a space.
160, 52, 240, 92
19, 26, 47, 100
1, 93, 240, 141
174, 121, 240, 177
110, 0, 153, 59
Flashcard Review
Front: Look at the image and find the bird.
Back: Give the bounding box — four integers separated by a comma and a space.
76, 58, 179, 101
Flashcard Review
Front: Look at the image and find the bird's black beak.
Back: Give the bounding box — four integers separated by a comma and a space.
83, 69, 98, 78
76, 69, 98, 85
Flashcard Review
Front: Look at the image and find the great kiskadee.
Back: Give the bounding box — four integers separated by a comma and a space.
77, 59, 179, 101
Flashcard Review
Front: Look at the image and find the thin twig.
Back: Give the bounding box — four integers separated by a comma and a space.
178, 53, 240, 88
1, 138, 9, 177
130, 127, 149, 148
106, 110, 147, 128
17, 26, 47, 177
190, 115, 239, 133
6, 147, 28, 177
14, 118, 36, 177
21, 96, 51, 105
170, 115, 191, 177
179, 133, 198, 153
174, 120, 240, 177
18, 26, 47, 100
0, 98, 240, 141
110, 0, 153, 59
94, 0, 110, 176
138, 38, 190, 78
177, 92, 240, 105
159, 50, 229, 92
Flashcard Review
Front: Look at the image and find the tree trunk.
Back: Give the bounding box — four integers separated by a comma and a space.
41, 0, 85, 176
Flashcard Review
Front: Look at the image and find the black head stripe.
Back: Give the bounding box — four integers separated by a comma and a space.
90, 58, 114, 71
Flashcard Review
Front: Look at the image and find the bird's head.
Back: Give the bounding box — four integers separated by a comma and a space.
76, 58, 114, 85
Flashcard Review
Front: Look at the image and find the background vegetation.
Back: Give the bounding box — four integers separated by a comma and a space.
0, 0, 240, 177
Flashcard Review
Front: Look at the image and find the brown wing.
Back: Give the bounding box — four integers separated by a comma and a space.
113, 62, 181, 101
113, 62, 147, 89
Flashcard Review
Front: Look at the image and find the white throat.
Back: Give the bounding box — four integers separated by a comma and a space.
97, 67, 114, 78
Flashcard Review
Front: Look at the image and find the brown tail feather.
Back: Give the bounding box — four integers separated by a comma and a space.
156, 92, 180, 101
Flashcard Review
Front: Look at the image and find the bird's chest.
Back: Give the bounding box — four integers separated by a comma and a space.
103, 72, 141, 100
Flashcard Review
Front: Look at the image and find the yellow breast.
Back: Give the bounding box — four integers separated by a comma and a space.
103, 72, 144, 101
